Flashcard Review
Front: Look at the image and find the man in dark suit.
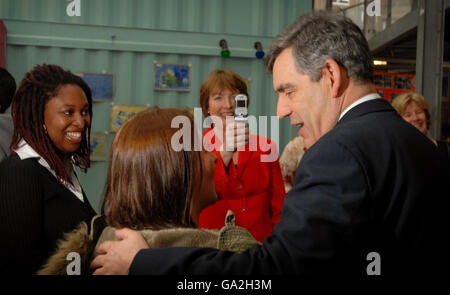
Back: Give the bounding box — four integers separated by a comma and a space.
0, 67, 16, 163
91, 12, 449, 276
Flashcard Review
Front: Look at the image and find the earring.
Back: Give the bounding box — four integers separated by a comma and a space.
43, 125, 48, 134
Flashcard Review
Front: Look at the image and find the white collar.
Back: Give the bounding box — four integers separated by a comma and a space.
14, 139, 84, 202
338, 93, 381, 121
15, 138, 43, 160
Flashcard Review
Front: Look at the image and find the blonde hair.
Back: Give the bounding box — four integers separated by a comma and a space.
391, 92, 431, 129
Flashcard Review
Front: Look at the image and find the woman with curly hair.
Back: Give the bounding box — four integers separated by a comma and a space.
0, 64, 97, 274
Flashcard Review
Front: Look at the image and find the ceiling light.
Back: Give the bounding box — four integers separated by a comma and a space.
373, 60, 387, 66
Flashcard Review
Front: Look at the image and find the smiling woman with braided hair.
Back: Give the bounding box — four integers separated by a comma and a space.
0, 64, 97, 274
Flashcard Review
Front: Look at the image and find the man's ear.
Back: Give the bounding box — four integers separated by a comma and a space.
322, 59, 346, 98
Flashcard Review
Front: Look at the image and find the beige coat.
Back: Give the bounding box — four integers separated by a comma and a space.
38, 211, 260, 275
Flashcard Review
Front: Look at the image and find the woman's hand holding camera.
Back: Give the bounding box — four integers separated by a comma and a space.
219, 120, 249, 166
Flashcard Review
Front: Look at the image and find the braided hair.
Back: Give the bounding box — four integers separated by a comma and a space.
10, 64, 93, 184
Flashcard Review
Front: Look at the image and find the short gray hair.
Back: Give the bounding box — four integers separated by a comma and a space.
266, 11, 373, 84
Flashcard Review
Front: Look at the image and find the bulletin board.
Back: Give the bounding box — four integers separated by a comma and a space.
78, 72, 115, 101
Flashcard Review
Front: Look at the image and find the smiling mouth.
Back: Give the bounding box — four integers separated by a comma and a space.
65, 131, 83, 143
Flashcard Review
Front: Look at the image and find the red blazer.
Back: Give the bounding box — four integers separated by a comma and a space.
199, 128, 286, 242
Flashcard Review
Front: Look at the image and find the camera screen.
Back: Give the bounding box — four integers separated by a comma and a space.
237, 100, 246, 107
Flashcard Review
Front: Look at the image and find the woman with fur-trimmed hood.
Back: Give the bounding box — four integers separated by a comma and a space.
38, 108, 260, 275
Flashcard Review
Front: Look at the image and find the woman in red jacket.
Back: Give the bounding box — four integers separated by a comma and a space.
198, 69, 286, 242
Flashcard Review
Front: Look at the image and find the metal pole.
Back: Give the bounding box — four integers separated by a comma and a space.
386, 0, 392, 28
415, 0, 445, 139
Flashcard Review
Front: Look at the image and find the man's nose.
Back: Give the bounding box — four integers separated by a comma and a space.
276, 97, 290, 118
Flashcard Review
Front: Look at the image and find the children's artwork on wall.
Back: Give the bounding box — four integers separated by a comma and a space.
90, 131, 108, 161
78, 72, 115, 101
110, 103, 150, 132
154, 62, 191, 92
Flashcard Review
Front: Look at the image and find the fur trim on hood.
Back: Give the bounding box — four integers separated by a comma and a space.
37, 215, 106, 275
37, 211, 260, 275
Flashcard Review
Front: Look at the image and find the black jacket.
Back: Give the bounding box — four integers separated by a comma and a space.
0, 155, 97, 274
130, 99, 450, 276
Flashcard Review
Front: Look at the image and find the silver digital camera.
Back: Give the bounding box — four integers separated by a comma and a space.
234, 94, 248, 122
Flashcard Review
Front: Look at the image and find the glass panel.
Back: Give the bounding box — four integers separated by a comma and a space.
391, 0, 414, 25
343, 3, 365, 30
372, 0, 391, 33
324, 0, 416, 38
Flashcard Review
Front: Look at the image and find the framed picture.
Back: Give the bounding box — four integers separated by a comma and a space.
78, 72, 115, 101
154, 62, 191, 92
90, 131, 108, 161
110, 103, 150, 132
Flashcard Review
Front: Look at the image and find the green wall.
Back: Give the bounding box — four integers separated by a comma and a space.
0, 0, 312, 211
